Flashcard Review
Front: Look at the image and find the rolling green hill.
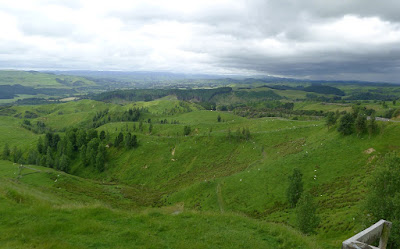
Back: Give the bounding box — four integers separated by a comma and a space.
1, 94, 400, 248
0, 160, 320, 249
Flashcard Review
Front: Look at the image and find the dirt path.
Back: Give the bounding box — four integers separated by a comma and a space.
216, 183, 225, 213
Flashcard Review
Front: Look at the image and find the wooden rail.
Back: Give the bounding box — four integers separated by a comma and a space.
342, 220, 392, 249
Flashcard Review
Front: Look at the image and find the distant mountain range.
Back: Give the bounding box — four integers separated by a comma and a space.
45, 70, 399, 86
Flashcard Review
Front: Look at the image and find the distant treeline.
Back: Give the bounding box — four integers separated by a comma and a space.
235, 90, 282, 100
264, 84, 345, 96
91, 108, 143, 128
0, 84, 76, 99
92, 87, 233, 102
345, 92, 397, 101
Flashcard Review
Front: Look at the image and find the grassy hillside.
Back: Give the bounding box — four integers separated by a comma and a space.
0, 160, 320, 249
1, 96, 400, 248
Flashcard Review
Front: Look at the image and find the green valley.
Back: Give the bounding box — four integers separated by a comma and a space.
1, 71, 400, 248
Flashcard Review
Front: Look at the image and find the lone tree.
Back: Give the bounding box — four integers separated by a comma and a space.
296, 192, 320, 235
183, 126, 191, 136
337, 113, 355, 135
287, 168, 303, 208
325, 112, 337, 129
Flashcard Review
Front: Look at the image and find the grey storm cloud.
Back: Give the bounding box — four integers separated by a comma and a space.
1, 0, 400, 82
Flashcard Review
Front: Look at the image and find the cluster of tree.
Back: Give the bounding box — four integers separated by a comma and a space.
91, 108, 142, 128
22, 110, 39, 119
233, 106, 324, 119
234, 90, 282, 100
346, 92, 397, 101
113, 131, 138, 148
263, 85, 304, 91
2, 144, 24, 164
286, 168, 320, 235
159, 119, 180, 124
93, 89, 170, 102
173, 87, 232, 102
226, 127, 251, 142
14, 98, 60, 105
0, 106, 17, 116
303, 84, 345, 96
21, 120, 50, 134
383, 108, 400, 119
326, 109, 379, 136
305, 93, 342, 102
2, 129, 113, 173
161, 102, 194, 115
0, 84, 39, 99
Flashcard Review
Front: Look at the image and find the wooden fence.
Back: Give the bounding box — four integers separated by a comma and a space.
342, 219, 392, 249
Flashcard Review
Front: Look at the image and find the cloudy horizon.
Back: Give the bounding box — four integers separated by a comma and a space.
1, 0, 400, 82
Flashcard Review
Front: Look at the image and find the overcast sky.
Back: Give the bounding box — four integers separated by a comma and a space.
1, 0, 400, 82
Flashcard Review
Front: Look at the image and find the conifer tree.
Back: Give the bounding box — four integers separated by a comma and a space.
46, 147, 53, 168
96, 144, 106, 172
114, 132, 124, 147
287, 168, 303, 208
2, 143, 10, 160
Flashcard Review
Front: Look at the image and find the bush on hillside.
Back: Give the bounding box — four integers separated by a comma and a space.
287, 168, 303, 208
296, 192, 320, 235
365, 154, 400, 247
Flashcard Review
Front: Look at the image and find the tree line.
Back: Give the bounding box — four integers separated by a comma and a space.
325, 105, 379, 136
1, 128, 141, 174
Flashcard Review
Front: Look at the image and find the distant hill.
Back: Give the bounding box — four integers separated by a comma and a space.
0, 70, 96, 88
0, 70, 99, 102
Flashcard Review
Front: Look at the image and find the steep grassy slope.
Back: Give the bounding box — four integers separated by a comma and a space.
0, 160, 320, 249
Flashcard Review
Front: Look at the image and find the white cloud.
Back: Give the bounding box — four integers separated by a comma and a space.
1, 0, 400, 81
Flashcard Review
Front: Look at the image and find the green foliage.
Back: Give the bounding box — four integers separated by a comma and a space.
355, 115, 367, 135
124, 133, 138, 149
304, 84, 345, 96
325, 112, 337, 129
365, 154, 400, 247
46, 147, 53, 168
368, 115, 378, 136
12, 146, 22, 163
296, 192, 320, 235
217, 114, 221, 122
114, 132, 124, 147
58, 154, 70, 172
183, 125, 191, 136
287, 168, 303, 208
99, 130, 106, 140
96, 144, 106, 172
337, 113, 355, 135
2, 143, 10, 160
